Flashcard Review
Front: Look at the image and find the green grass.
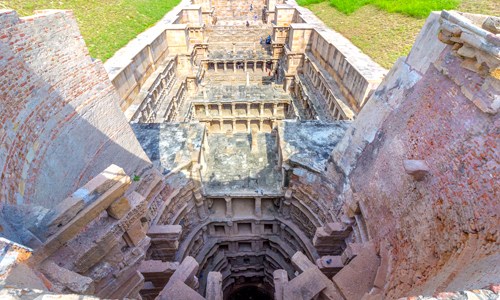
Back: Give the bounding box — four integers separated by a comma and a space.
305, 0, 500, 68
298, 0, 460, 18
0, 0, 182, 61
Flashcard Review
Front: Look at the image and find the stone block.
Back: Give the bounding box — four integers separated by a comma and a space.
148, 225, 183, 239
157, 280, 205, 300
38, 175, 131, 261
39, 260, 95, 294
140, 260, 179, 274
292, 251, 316, 272
106, 195, 131, 219
73, 164, 127, 205
333, 243, 381, 300
483, 16, 500, 34
108, 270, 145, 300
403, 160, 430, 181
120, 191, 147, 232
124, 222, 146, 247
283, 268, 327, 300
291, 252, 344, 300
316, 256, 343, 278
74, 231, 119, 273
140, 260, 179, 289
341, 243, 364, 266
346, 198, 360, 218
148, 225, 182, 260
42, 196, 84, 238
321, 223, 351, 239
166, 256, 199, 290
96, 264, 143, 298
273, 269, 288, 300
135, 173, 163, 202
206, 272, 223, 300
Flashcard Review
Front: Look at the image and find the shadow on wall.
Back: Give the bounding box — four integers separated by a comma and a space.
0, 9, 153, 209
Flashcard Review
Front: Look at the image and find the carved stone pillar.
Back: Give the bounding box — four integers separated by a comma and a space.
255, 197, 262, 218
244, 60, 247, 72
247, 120, 251, 133
204, 104, 209, 116
231, 103, 236, 116
214, 61, 218, 72
260, 103, 264, 116
225, 197, 233, 218
224, 61, 227, 72
253, 60, 256, 72
247, 103, 251, 116
272, 103, 277, 116
218, 103, 222, 116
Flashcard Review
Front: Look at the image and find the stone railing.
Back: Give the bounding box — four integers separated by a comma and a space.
302, 54, 355, 120
104, 0, 204, 111
273, 0, 386, 115
125, 58, 177, 123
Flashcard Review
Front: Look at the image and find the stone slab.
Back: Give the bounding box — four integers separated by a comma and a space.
106, 195, 131, 219
35, 175, 131, 261
333, 243, 381, 300
283, 268, 327, 300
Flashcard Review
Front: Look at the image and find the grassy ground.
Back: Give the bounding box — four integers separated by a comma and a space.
0, 0, 181, 61
299, 0, 460, 18
306, 0, 500, 69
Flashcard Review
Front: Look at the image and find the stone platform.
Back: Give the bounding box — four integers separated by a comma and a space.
202, 133, 282, 195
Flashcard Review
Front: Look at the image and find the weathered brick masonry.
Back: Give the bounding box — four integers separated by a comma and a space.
327, 12, 500, 298
0, 9, 152, 208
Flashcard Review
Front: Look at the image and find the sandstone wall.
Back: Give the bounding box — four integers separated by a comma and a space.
104, 0, 205, 111
0, 9, 152, 208
327, 11, 500, 298
274, 0, 386, 118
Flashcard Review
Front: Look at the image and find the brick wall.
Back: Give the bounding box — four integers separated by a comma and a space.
326, 12, 500, 298
0, 9, 152, 208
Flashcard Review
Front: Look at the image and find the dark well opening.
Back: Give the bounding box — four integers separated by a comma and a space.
226, 285, 273, 300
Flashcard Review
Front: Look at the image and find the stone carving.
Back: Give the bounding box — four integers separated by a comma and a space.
291, 206, 316, 239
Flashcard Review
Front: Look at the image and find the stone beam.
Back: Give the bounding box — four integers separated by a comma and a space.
206, 272, 223, 300
273, 269, 289, 300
